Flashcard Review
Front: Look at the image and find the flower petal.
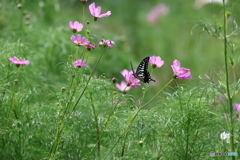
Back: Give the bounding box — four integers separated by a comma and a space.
99, 11, 112, 17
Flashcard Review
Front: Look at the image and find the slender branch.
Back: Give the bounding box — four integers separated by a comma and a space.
223, 0, 235, 158
70, 47, 105, 113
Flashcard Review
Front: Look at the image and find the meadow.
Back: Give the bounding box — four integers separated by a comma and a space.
0, 0, 240, 159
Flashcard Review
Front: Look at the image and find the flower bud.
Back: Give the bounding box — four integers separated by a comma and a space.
17, 4, 22, 9
14, 79, 19, 84
26, 14, 30, 19
138, 141, 143, 147
61, 87, 66, 92
112, 77, 117, 83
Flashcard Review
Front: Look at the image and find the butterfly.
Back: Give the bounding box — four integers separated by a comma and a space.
130, 56, 155, 83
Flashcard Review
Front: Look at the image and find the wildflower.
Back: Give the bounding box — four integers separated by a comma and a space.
73, 59, 87, 68
71, 35, 89, 46
121, 69, 140, 87
89, 2, 111, 20
69, 21, 83, 33
171, 60, 192, 79
220, 132, 230, 143
80, 0, 88, 2
99, 39, 116, 49
9, 57, 30, 67
234, 103, 240, 112
149, 56, 164, 68
86, 42, 97, 50
147, 3, 169, 25
115, 81, 131, 92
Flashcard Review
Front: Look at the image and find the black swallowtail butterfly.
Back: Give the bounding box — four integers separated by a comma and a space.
130, 57, 155, 83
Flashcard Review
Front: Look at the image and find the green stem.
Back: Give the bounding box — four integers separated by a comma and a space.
47, 121, 65, 159
89, 92, 101, 158
85, 93, 121, 159
103, 78, 174, 159
142, 78, 174, 108
223, 0, 235, 157
90, 20, 95, 36
70, 47, 105, 114
47, 48, 105, 159
82, 3, 85, 25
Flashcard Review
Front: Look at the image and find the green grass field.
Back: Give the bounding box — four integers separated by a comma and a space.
0, 0, 240, 159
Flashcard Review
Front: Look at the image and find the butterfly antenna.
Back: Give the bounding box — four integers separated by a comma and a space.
130, 61, 135, 74
151, 78, 156, 82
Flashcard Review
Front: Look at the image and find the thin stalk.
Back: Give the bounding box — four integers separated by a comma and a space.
85, 94, 122, 159
89, 92, 101, 158
82, 3, 85, 24
184, 117, 190, 160
103, 78, 174, 159
223, 0, 235, 157
47, 47, 105, 159
142, 78, 174, 107
121, 143, 126, 157
47, 121, 65, 159
70, 47, 105, 114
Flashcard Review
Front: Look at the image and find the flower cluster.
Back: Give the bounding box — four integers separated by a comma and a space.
69, 2, 114, 68
115, 56, 166, 92
115, 70, 140, 92
115, 56, 192, 92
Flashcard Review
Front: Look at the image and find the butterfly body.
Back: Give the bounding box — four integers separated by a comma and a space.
130, 57, 155, 83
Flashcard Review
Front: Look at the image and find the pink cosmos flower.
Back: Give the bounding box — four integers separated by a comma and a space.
234, 103, 240, 112
121, 69, 141, 87
69, 21, 83, 32
149, 56, 164, 68
89, 2, 111, 20
147, 3, 169, 25
73, 59, 87, 68
71, 35, 89, 46
115, 81, 131, 92
86, 42, 97, 50
171, 60, 192, 79
99, 39, 116, 49
9, 57, 30, 67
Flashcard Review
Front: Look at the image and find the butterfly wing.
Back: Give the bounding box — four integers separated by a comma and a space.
131, 57, 155, 83
143, 70, 155, 83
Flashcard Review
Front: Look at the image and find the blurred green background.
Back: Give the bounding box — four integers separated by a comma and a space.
1, 0, 240, 100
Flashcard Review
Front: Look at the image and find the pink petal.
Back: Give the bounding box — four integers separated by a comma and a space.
99, 11, 112, 18
89, 3, 96, 16
69, 21, 74, 28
